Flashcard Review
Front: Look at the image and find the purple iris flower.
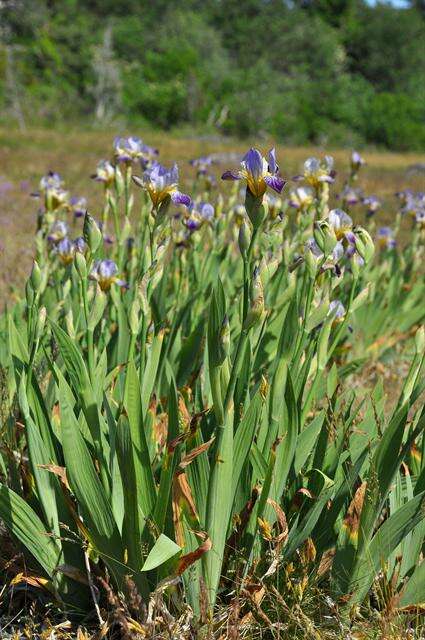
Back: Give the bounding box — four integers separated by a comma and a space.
114, 137, 158, 164
91, 160, 115, 186
70, 196, 87, 218
47, 220, 68, 243
56, 237, 75, 265
350, 151, 365, 172
288, 186, 314, 210
377, 227, 396, 249
341, 185, 362, 206
328, 209, 353, 241
90, 259, 127, 291
190, 155, 214, 176
222, 148, 286, 198
39, 171, 63, 192
133, 162, 191, 209
329, 300, 346, 320
415, 210, 425, 227
302, 156, 335, 187
74, 236, 86, 253
185, 201, 214, 231
363, 195, 381, 217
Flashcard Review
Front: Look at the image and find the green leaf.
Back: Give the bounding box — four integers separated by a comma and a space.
141, 534, 181, 572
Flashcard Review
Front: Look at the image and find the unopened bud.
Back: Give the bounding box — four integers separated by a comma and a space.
35, 307, 47, 340
243, 266, 265, 331
128, 298, 141, 335
25, 280, 35, 307
30, 261, 42, 292
74, 252, 87, 280
314, 220, 337, 256
354, 227, 374, 264
88, 285, 107, 331
415, 326, 425, 355
83, 213, 102, 253
238, 220, 251, 257
115, 166, 124, 197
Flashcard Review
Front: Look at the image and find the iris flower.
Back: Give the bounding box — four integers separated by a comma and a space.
90, 259, 127, 291
56, 238, 75, 265
70, 196, 87, 218
133, 162, 191, 209
302, 156, 335, 188
328, 209, 354, 242
91, 160, 115, 187
288, 186, 314, 210
185, 201, 214, 231
376, 227, 396, 250
350, 151, 365, 173
47, 221, 68, 244
222, 148, 286, 198
114, 137, 158, 164
190, 155, 214, 176
362, 196, 381, 217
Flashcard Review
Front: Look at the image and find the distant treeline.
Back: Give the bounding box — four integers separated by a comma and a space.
1, 0, 424, 150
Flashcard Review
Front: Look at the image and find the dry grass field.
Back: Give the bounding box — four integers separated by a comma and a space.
0, 127, 424, 305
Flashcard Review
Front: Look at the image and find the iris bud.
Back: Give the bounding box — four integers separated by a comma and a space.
35, 307, 47, 341
25, 281, 35, 308
415, 326, 424, 355
83, 213, 102, 253
30, 261, 42, 292
354, 227, 374, 265
314, 220, 337, 256
88, 285, 107, 331
243, 266, 265, 331
129, 298, 141, 335
115, 166, 124, 198
238, 220, 251, 257
75, 252, 87, 280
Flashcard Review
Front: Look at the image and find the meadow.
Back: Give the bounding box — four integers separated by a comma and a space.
0, 130, 424, 640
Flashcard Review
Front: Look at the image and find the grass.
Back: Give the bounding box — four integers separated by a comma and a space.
0, 126, 424, 302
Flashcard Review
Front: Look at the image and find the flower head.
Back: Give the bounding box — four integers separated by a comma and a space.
56, 238, 75, 265
376, 227, 396, 250
350, 151, 365, 174
190, 155, 214, 176
89, 259, 126, 291
133, 162, 191, 209
185, 201, 214, 231
91, 160, 115, 187
415, 209, 425, 229
363, 195, 381, 217
328, 300, 346, 322
47, 220, 68, 244
340, 185, 362, 207
288, 186, 314, 211
114, 137, 158, 165
328, 209, 354, 241
70, 196, 87, 218
222, 148, 286, 198
39, 171, 64, 192
302, 156, 335, 188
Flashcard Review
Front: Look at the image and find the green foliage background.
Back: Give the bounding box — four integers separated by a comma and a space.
1, 0, 424, 150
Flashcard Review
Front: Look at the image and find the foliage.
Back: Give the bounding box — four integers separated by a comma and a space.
0, 138, 424, 637
0, 0, 424, 149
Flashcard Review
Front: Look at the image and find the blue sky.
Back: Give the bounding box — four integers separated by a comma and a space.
365, 0, 410, 5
